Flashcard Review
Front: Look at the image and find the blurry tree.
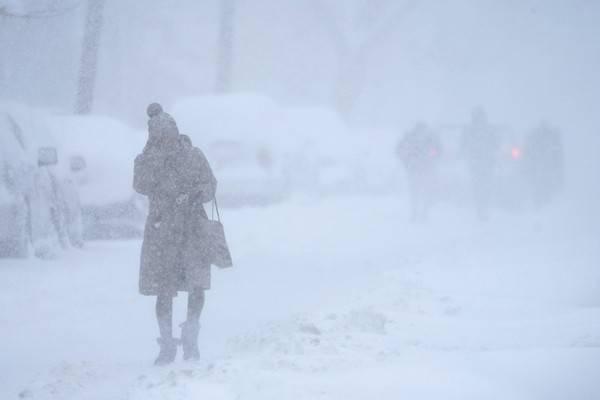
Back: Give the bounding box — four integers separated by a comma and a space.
311, 0, 416, 117
75, 0, 106, 114
216, 0, 236, 93
0, 0, 83, 98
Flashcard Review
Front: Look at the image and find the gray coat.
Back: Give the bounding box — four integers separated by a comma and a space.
133, 137, 217, 296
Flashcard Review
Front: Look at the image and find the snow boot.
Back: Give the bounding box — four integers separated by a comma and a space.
180, 320, 200, 361
154, 337, 178, 366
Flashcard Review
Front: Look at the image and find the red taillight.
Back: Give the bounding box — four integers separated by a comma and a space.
511, 147, 522, 160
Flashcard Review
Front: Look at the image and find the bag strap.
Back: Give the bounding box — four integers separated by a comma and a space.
212, 197, 221, 223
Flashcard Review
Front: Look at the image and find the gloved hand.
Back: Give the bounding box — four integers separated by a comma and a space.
176, 193, 189, 205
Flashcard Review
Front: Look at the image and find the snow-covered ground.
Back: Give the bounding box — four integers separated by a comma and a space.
1, 195, 599, 400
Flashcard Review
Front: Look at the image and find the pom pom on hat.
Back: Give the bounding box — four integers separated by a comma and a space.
147, 103, 163, 118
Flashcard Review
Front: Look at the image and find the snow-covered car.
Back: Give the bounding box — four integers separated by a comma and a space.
205, 139, 288, 207
174, 94, 399, 201
277, 107, 357, 196
278, 108, 400, 196
173, 94, 290, 207
48, 115, 148, 240
0, 105, 82, 258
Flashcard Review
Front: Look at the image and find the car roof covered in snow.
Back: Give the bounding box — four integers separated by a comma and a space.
47, 114, 146, 205
172, 93, 354, 158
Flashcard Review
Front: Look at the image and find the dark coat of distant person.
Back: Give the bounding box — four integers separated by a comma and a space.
133, 112, 217, 296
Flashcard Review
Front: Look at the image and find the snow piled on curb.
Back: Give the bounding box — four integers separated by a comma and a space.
5, 196, 600, 400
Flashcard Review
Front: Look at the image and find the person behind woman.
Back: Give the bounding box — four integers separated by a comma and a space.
133, 103, 217, 365
396, 122, 442, 222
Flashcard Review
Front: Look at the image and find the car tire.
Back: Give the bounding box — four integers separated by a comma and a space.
0, 233, 28, 258
0, 203, 29, 258
13, 231, 29, 258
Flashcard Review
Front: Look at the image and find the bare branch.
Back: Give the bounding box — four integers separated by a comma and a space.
0, 1, 83, 19
356, 0, 417, 57
310, 0, 417, 60
309, 0, 351, 58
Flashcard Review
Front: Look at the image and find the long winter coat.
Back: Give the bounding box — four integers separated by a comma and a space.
133, 137, 217, 296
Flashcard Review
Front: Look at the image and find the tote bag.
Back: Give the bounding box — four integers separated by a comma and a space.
207, 198, 233, 268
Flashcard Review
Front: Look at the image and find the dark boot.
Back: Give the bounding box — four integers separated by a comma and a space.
154, 337, 178, 366
154, 295, 176, 365
180, 320, 200, 361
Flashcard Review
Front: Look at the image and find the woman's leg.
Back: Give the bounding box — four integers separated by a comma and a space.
187, 288, 205, 322
181, 288, 204, 360
155, 294, 173, 339
154, 294, 177, 365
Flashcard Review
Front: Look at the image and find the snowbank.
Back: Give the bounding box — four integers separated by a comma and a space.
2, 196, 598, 399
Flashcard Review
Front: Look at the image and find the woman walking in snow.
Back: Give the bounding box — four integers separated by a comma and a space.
133, 103, 217, 365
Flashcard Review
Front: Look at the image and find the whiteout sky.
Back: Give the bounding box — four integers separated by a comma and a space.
1, 0, 598, 128
1, 2, 600, 399
1, 0, 599, 214
2, 0, 599, 218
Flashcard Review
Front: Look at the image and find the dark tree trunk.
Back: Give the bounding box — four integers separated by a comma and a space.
215, 0, 236, 93
75, 0, 106, 114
